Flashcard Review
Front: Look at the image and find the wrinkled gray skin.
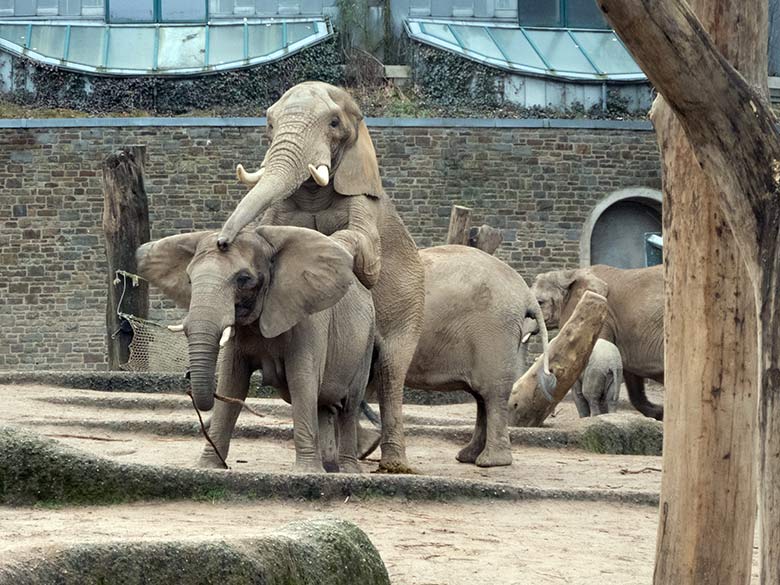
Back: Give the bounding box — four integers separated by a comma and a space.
136, 226, 375, 473
361, 245, 551, 467
217, 81, 425, 473
532, 264, 664, 420
572, 339, 623, 417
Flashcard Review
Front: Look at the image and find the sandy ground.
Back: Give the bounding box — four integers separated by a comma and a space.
3, 382, 757, 585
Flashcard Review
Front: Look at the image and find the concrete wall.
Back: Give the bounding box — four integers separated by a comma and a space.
0, 117, 661, 370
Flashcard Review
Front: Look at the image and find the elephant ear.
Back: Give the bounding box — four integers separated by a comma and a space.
255, 226, 355, 338
575, 269, 609, 298
333, 119, 384, 199
135, 231, 210, 308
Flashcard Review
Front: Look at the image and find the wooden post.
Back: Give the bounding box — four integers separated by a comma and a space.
446, 205, 471, 246
507, 291, 607, 427
596, 0, 766, 582
468, 224, 503, 255
102, 146, 150, 370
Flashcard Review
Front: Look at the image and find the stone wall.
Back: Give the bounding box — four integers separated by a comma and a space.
0, 118, 661, 370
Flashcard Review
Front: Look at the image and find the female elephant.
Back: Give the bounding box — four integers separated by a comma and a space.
572, 339, 623, 417
532, 264, 663, 420
136, 226, 375, 473
217, 82, 424, 473
362, 245, 552, 467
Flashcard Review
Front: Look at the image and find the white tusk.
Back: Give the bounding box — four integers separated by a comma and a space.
219, 326, 234, 348
236, 163, 265, 186
168, 323, 184, 332
521, 332, 532, 344
308, 164, 329, 187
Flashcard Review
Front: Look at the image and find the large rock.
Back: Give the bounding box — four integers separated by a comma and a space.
0, 518, 390, 585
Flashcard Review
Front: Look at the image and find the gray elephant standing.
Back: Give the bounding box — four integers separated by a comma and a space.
216, 82, 424, 473
532, 264, 663, 420
572, 339, 623, 417
136, 226, 375, 473
362, 245, 552, 467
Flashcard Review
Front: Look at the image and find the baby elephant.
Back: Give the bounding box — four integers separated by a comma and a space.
137, 226, 375, 473
572, 339, 623, 417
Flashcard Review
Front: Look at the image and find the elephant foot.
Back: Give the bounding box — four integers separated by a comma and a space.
475, 446, 513, 468
637, 403, 664, 421
197, 450, 229, 470
293, 460, 326, 474
376, 447, 418, 474
323, 460, 340, 473
357, 425, 381, 460
338, 458, 362, 474
455, 442, 483, 464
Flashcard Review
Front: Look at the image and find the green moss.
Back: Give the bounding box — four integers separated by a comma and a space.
578, 416, 663, 455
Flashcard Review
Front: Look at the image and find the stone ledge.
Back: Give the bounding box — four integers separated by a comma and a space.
0, 426, 658, 507
0, 518, 390, 585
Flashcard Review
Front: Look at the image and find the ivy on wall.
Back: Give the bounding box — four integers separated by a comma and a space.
8, 38, 343, 115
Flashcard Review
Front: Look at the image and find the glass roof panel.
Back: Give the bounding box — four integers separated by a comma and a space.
248, 22, 283, 56
208, 24, 244, 65
522, 29, 596, 74
157, 26, 205, 70
67, 26, 105, 67
420, 22, 458, 46
571, 31, 641, 75
0, 24, 29, 47
448, 25, 505, 61
0, 19, 329, 75
488, 27, 546, 71
287, 22, 317, 45
29, 25, 66, 58
106, 27, 155, 70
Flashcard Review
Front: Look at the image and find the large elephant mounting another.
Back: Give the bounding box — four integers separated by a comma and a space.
216, 82, 425, 473
532, 264, 664, 420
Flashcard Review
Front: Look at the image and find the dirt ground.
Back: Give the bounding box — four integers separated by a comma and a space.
0, 383, 761, 584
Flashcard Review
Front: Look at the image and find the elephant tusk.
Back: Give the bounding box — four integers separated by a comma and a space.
236, 164, 265, 186
168, 323, 185, 332
219, 326, 234, 348
521, 332, 532, 344
308, 164, 329, 187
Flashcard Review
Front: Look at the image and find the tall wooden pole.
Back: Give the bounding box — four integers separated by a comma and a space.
596, 0, 769, 582
446, 205, 471, 246
102, 146, 150, 370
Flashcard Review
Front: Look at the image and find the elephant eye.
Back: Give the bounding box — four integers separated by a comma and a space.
236, 272, 256, 290
330, 118, 340, 128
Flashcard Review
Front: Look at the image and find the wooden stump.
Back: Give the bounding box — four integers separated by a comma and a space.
468, 225, 503, 255
102, 146, 150, 370
446, 205, 471, 246
508, 290, 607, 427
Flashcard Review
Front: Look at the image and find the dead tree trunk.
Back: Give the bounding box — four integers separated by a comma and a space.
508, 291, 607, 426
597, 0, 772, 582
446, 205, 471, 245
102, 146, 150, 370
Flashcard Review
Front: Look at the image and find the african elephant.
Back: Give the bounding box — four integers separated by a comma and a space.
217, 82, 424, 473
136, 226, 375, 473
362, 245, 552, 467
532, 264, 663, 420
572, 339, 623, 417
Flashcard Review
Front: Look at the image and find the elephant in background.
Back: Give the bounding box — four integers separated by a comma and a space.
217, 81, 424, 473
572, 339, 623, 417
136, 226, 375, 473
532, 264, 664, 420
363, 245, 552, 467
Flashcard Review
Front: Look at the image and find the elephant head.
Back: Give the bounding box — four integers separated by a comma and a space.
217, 82, 384, 250
532, 268, 609, 329
136, 226, 355, 411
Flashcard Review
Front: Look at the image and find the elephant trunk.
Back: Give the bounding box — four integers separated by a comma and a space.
218, 133, 327, 249
187, 324, 220, 411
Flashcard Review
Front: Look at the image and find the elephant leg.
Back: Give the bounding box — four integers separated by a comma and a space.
356, 401, 382, 460
475, 384, 513, 468
456, 391, 487, 464
624, 371, 664, 420
572, 380, 591, 417
372, 331, 419, 473
319, 406, 339, 473
197, 349, 251, 469
337, 402, 362, 474
286, 364, 325, 473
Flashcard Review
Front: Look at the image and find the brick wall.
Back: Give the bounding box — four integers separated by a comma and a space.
0, 119, 661, 370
